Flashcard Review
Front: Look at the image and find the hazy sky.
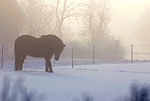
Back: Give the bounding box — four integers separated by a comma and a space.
110, 0, 150, 45
18, 0, 150, 45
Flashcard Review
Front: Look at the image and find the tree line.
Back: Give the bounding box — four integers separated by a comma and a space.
0, 0, 125, 61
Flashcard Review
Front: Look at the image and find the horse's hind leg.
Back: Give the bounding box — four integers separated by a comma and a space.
19, 55, 26, 71
45, 58, 49, 72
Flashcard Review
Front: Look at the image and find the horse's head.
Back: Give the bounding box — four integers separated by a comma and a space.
55, 44, 65, 61
40, 35, 65, 61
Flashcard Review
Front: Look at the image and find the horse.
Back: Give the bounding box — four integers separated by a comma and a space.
14, 34, 65, 72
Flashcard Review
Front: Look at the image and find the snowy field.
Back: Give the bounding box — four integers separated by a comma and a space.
0, 58, 150, 101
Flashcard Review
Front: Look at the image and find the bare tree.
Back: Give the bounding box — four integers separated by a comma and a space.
83, 0, 111, 46
0, 0, 23, 45
54, 0, 79, 38
20, 0, 55, 36
0, 0, 24, 58
81, 0, 125, 61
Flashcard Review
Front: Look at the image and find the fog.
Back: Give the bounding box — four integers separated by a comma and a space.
110, 0, 150, 44
0, 0, 150, 60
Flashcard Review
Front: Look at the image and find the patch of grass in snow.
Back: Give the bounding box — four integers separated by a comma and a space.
117, 82, 150, 101
0, 76, 44, 101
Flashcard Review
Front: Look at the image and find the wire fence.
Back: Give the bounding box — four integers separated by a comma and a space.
123, 44, 150, 62
1, 44, 150, 69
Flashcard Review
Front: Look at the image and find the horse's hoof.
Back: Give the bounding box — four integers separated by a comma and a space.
17, 70, 22, 71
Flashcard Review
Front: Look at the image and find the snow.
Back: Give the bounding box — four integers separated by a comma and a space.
0, 58, 150, 101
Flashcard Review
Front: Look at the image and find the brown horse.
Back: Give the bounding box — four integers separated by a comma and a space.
14, 35, 65, 72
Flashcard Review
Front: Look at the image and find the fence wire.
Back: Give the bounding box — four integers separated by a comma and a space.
0, 44, 150, 69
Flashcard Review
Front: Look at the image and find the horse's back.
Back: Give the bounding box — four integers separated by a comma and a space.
40, 34, 63, 45
14, 34, 65, 57
15, 35, 37, 54
15, 35, 36, 44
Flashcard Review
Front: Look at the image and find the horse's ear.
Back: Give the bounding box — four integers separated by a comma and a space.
63, 44, 66, 47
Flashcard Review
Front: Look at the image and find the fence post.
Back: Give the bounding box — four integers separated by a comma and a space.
72, 48, 74, 68
1, 45, 3, 68
93, 46, 95, 64
131, 44, 133, 63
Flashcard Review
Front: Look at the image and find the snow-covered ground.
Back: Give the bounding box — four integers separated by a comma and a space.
0, 58, 150, 101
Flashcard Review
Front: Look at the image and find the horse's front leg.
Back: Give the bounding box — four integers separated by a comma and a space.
45, 58, 49, 72
48, 60, 53, 73
45, 58, 53, 72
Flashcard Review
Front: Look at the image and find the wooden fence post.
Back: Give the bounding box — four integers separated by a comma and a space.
72, 48, 74, 68
1, 45, 3, 68
93, 46, 95, 64
131, 44, 133, 63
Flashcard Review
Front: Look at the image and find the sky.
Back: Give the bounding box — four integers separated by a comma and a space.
110, 0, 150, 45
18, 0, 150, 45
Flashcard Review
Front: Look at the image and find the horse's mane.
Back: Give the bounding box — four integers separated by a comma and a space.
41, 34, 59, 39
40, 34, 63, 43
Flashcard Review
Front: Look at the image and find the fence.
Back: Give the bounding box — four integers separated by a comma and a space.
0, 45, 14, 68
1, 44, 150, 69
129, 44, 150, 62
1, 45, 3, 68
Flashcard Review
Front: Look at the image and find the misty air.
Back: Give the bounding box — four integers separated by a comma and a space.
0, 0, 150, 101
